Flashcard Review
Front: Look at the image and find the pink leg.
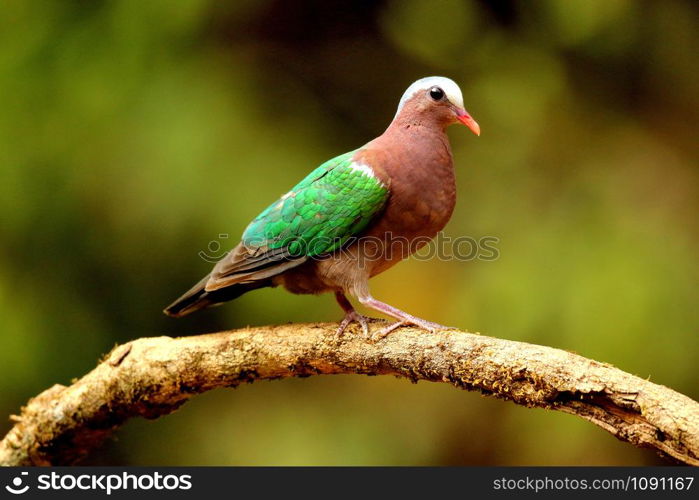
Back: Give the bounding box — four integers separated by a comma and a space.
358, 295, 454, 339
335, 292, 372, 337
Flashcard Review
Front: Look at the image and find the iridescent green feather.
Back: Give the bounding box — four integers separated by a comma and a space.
242, 151, 389, 257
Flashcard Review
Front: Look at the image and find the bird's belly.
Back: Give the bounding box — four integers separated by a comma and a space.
272, 260, 335, 295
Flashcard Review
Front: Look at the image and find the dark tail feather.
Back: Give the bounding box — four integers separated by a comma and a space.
163, 274, 271, 318
163, 274, 212, 317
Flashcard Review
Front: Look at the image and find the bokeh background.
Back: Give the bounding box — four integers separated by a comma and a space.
1, 0, 697, 465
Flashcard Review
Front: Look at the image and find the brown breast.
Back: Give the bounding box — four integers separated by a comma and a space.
356, 122, 457, 276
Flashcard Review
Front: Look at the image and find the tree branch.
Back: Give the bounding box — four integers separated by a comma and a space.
1, 322, 698, 466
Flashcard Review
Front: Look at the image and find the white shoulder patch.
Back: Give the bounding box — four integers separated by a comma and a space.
394, 76, 464, 119
349, 161, 385, 186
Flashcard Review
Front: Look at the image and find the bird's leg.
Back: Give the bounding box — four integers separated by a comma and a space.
358, 294, 455, 340
335, 292, 371, 337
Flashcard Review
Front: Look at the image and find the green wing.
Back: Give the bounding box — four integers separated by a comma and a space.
206, 151, 389, 290
243, 151, 389, 256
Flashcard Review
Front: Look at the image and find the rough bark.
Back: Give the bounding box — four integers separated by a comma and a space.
1, 322, 697, 466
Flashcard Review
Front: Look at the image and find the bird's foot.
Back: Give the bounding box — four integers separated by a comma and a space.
372, 318, 456, 341
371, 321, 407, 341
336, 310, 372, 337
358, 295, 457, 341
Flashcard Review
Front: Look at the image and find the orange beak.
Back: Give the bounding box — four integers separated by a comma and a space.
456, 109, 480, 136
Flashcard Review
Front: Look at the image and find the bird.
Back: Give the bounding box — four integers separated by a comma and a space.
164, 76, 480, 339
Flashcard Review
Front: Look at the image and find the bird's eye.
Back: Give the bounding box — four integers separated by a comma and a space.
429, 86, 445, 101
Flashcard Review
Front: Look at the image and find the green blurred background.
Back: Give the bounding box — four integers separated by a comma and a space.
1, 0, 697, 465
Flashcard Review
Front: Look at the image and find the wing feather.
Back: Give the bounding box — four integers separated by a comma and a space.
205, 150, 389, 291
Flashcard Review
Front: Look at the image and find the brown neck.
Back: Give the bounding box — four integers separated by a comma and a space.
363, 117, 456, 211
373, 119, 454, 174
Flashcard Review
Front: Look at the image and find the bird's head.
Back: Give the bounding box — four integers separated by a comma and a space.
393, 76, 480, 136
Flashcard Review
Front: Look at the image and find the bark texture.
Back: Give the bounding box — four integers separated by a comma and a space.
1, 322, 697, 466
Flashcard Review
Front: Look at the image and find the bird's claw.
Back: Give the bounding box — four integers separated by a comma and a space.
337, 311, 371, 337
370, 319, 456, 342
337, 301, 457, 342
371, 321, 407, 341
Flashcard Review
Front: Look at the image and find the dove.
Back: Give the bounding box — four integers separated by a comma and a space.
165, 76, 479, 338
